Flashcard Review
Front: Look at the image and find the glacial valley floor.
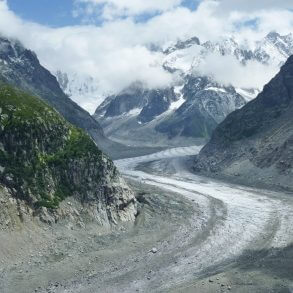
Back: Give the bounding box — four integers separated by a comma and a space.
1, 146, 293, 293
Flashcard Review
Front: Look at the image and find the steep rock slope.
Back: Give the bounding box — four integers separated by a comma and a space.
0, 37, 106, 147
194, 56, 293, 190
0, 84, 136, 225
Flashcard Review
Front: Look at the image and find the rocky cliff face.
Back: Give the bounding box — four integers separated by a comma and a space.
194, 56, 293, 191
0, 37, 106, 148
0, 84, 137, 226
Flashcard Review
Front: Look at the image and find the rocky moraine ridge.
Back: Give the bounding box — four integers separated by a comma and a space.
0, 83, 137, 227
194, 55, 293, 191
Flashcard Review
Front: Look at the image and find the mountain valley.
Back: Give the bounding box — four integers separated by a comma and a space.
0, 2, 293, 292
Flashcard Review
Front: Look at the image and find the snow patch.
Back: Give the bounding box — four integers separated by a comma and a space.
236, 88, 259, 101
170, 96, 185, 110
205, 87, 227, 93
128, 108, 142, 116
170, 85, 185, 110
174, 85, 184, 95
163, 46, 202, 74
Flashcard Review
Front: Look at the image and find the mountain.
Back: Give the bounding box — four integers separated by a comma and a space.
163, 32, 293, 73
163, 36, 253, 73
0, 37, 164, 159
94, 75, 246, 147
163, 36, 200, 54
254, 32, 293, 66
94, 82, 182, 147
94, 32, 293, 147
56, 33, 293, 116
55, 71, 108, 114
97, 82, 177, 123
0, 37, 107, 148
155, 76, 246, 139
0, 83, 137, 225
194, 55, 293, 191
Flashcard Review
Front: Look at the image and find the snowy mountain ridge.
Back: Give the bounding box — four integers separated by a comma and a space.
91, 32, 293, 146
56, 32, 293, 116
163, 32, 293, 76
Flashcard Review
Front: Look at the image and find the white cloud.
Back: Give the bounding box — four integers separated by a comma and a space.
196, 52, 279, 89
214, 0, 293, 13
74, 0, 183, 20
0, 0, 293, 112
0, 1, 174, 96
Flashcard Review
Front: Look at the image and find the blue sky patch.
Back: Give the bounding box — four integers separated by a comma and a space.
7, 0, 201, 27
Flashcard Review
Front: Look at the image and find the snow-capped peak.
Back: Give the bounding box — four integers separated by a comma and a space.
55, 71, 110, 114
55, 32, 293, 115
254, 32, 293, 66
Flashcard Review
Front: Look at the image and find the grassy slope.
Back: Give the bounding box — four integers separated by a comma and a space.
0, 84, 107, 209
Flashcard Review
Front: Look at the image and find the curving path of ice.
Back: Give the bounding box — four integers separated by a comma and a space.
115, 146, 293, 291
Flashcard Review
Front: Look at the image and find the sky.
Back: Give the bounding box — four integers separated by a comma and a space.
1, 0, 293, 112
6, 0, 200, 26
8, 0, 77, 26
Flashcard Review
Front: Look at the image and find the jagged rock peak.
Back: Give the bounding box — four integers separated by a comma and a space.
164, 36, 201, 54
